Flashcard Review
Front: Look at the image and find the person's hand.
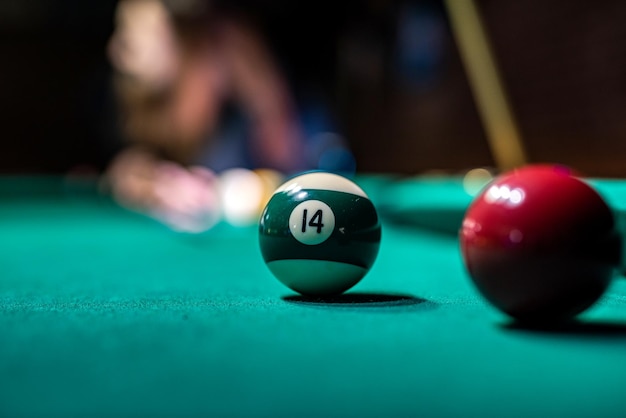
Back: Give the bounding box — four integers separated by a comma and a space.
106, 149, 220, 233
149, 163, 220, 233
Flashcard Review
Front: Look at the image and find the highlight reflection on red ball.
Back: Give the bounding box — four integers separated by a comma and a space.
460, 165, 620, 322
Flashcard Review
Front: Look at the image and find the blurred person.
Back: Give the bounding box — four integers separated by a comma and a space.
104, 0, 351, 231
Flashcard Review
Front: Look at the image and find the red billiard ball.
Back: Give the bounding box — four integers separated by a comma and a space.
459, 165, 621, 322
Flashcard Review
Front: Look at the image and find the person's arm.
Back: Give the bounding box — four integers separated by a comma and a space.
219, 22, 306, 172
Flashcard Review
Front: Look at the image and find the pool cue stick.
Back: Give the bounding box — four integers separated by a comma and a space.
443, 0, 527, 171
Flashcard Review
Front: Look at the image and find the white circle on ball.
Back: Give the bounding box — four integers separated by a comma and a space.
289, 200, 335, 245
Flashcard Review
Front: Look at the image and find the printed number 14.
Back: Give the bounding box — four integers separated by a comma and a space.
302, 209, 324, 233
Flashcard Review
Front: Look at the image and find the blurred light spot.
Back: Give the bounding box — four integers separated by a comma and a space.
219, 168, 263, 226
485, 185, 501, 203
463, 168, 493, 196
484, 184, 525, 207
509, 229, 523, 243
509, 188, 524, 205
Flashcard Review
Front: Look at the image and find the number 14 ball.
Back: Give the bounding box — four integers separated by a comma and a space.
259, 172, 381, 296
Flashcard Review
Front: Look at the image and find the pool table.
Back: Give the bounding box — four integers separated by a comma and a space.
1, 175, 626, 417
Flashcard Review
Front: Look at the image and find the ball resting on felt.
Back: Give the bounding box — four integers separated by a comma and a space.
266, 259, 369, 296
259, 172, 381, 296
460, 165, 620, 322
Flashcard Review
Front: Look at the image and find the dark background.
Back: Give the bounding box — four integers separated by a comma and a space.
1, 0, 626, 176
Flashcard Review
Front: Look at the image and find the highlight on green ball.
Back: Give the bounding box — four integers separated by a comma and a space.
258, 171, 381, 296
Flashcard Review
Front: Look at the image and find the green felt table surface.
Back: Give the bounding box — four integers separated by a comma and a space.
2, 176, 626, 417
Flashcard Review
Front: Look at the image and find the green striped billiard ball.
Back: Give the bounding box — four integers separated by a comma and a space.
259, 172, 381, 296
